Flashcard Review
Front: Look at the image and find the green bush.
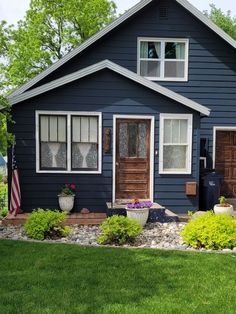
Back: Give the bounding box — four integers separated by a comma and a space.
0, 207, 8, 218
0, 182, 7, 210
24, 209, 72, 240
97, 215, 143, 245
181, 211, 236, 250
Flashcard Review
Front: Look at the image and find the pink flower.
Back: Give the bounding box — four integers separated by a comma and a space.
66, 184, 70, 188
71, 184, 76, 189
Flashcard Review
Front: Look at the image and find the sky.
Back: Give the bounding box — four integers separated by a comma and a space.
0, 0, 235, 25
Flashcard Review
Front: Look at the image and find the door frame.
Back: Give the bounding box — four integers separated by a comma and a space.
213, 126, 236, 169
112, 114, 155, 203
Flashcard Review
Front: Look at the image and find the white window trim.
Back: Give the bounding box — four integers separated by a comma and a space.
36, 111, 102, 174
112, 114, 155, 203
137, 37, 189, 82
159, 113, 193, 174
213, 126, 236, 169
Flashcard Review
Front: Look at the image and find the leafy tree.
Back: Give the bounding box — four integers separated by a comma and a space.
204, 4, 236, 40
0, 0, 117, 91
0, 97, 14, 155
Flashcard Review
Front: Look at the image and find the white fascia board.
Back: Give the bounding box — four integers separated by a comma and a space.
8, 0, 236, 99
9, 0, 153, 98
176, 0, 236, 49
9, 59, 211, 116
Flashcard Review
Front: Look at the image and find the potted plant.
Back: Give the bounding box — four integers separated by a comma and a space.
126, 199, 153, 226
58, 184, 76, 213
213, 196, 234, 215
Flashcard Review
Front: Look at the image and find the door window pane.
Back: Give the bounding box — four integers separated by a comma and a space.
119, 123, 128, 158
128, 124, 138, 157
138, 123, 147, 158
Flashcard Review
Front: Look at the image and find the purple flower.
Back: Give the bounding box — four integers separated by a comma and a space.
127, 200, 153, 209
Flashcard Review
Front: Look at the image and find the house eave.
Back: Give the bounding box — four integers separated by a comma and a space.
176, 0, 236, 50
9, 0, 153, 98
8, 0, 236, 99
9, 59, 211, 116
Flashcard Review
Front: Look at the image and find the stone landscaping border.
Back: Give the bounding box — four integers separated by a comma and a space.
1, 222, 236, 254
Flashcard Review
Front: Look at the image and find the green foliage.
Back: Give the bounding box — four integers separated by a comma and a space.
97, 215, 142, 245
0, 207, 8, 218
24, 209, 72, 240
0, 0, 117, 91
0, 182, 7, 210
181, 211, 236, 250
0, 96, 14, 155
219, 195, 226, 205
204, 4, 236, 40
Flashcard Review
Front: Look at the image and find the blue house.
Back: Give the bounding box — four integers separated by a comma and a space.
0, 154, 7, 174
7, 0, 236, 214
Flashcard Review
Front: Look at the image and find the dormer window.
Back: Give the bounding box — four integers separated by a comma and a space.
138, 38, 189, 81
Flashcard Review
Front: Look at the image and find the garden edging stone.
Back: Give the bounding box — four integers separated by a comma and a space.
1, 221, 236, 253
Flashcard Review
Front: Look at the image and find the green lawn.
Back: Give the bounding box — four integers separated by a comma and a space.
0, 240, 236, 314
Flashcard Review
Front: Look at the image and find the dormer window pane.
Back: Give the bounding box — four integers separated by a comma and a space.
139, 38, 188, 81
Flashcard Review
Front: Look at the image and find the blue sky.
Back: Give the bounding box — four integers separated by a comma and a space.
0, 0, 235, 25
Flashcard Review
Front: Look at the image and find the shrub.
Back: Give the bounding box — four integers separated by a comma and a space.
24, 209, 72, 240
97, 215, 142, 245
0, 207, 8, 218
181, 211, 236, 250
0, 182, 7, 210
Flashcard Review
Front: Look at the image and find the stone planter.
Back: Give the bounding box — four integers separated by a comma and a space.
58, 195, 75, 213
126, 207, 150, 226
213, 204, 234, 215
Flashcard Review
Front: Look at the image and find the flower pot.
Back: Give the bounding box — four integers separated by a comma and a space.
126, 207, 149, 226
58, 195, 75, 213
213, 204, 234, 215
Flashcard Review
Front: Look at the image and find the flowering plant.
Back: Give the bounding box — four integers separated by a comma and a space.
127, 198, 153, 209
59, 184, 76, 196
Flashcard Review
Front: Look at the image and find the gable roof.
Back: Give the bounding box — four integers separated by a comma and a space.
9, 0, 236, 98
9, 59, 210, 116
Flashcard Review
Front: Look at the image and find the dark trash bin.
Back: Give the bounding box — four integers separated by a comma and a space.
200, 172, 224, 211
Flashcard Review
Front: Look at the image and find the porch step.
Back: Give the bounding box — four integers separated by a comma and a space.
2, 212, 107, 226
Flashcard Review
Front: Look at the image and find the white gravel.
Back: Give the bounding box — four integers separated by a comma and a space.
0, 222, 236, 253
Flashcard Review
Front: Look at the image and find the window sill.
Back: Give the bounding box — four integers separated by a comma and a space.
36, 170, 102, 174
143, 76, 188, 82
159, 170, 192, 175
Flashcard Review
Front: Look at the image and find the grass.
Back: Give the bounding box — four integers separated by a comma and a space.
0, 240, 236, 314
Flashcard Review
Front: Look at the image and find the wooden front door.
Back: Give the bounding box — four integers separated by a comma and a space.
115, 119, 151, 200
215, 130, 236, 197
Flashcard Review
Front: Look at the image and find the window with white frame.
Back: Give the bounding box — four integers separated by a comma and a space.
159, 114, 192, 174
138, 38, 189, 81
37, 112, 102, 173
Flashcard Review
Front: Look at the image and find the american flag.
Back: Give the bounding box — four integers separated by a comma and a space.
9, 145, 21, 216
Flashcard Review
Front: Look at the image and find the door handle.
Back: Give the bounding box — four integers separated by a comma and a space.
116, 162, 119, 166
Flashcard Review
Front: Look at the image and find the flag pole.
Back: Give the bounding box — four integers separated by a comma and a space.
9, 144, 21, 216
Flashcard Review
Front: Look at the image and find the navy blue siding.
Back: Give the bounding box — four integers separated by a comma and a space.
31, 0, 236, 169
10, 70, 200, 213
